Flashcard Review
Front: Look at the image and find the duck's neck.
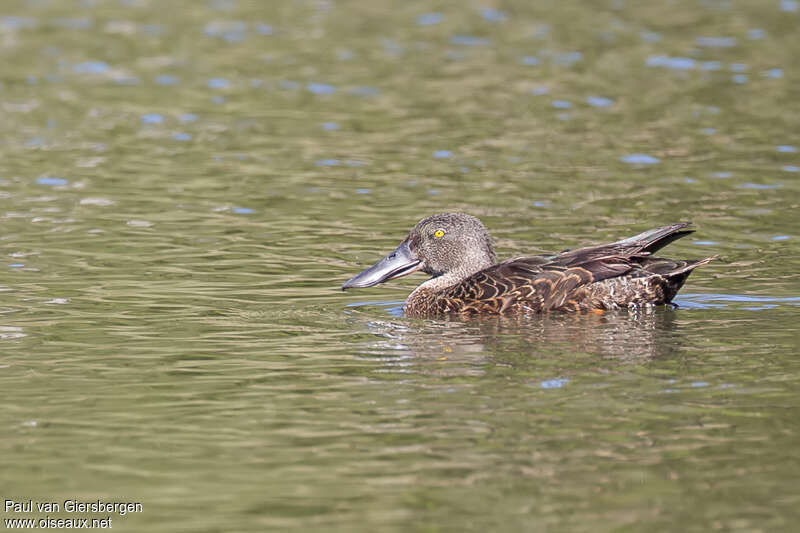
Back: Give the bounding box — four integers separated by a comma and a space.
414, 270, 470, 293
407, 257, 496, 306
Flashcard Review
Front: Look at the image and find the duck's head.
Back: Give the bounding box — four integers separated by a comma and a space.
342, 213, 497, 290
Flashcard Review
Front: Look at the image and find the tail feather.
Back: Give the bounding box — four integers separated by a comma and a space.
638, 255, 717, 277
665, 255, 717, 277
613, 222, 695, 255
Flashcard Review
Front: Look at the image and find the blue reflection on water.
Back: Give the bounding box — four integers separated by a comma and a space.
141, 113, 164, 124
255, 23, 273, 35
646, 55, 695, 70
737, 183, 780, 189
207, 78, 230, 89
587, 96, 613, 108
307, 83, 336, 95
232, 207, 254, 214
417, 13, 443, 26
433, 150, 453, 159
480, 8, 508, 22
53, 17, 92, 30
641, 31, 662, 42
695, 36, 736, 47
621, 154, 660, 164
155, 74, 179, 85
344, 300, 405, 318
677, 293, 800, 310
551, 100, 572, 109
701, 61, 723, 71
541, 378, 569, 389
0, 16, 38, 29
37, 176, 68, 186
73, 61, 109, 74
381, 38, 405, 55
554, 51, 583, 66
205, 20, 247, 42
777, 145, 797, 152
451, 35, 491, 46
736, 294, 800, 301
742, 305, 778, 311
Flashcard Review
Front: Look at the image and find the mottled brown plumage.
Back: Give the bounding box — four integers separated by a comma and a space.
342, 213, 715, 317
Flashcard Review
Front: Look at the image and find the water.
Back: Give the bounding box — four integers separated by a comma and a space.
2, 1, 799, 531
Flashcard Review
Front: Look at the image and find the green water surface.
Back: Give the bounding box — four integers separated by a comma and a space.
1, 1, 799, 531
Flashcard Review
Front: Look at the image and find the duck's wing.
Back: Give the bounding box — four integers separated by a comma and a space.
549, 222, 695, 266
439, 254, 636, 314
493, 223, 695, 269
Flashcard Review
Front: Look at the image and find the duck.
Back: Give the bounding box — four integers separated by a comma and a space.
342, 213, 715, 317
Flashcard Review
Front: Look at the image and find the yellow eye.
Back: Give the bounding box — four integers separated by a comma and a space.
434, 229, 445, 238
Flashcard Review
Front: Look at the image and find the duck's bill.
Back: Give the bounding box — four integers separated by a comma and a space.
342, 241, 423, 290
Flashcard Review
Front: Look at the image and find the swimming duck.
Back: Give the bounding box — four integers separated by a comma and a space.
342, 213, 714, 317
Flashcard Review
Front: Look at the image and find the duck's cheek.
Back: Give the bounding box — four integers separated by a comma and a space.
422, 262, 445, 277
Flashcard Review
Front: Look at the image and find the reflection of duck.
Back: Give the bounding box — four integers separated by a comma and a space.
343, 213, 714, 317
358, 307, 683, 366
462, 309, 683, 363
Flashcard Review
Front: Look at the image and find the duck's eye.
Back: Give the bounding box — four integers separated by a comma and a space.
434, 229, 445, 238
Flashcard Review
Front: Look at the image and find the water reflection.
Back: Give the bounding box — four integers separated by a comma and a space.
3, 0, 800, 530
354, 307, 685, 368
465, 310, 682, 363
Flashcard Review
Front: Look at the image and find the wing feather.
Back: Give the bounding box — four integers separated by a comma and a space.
439, 254, 635, 314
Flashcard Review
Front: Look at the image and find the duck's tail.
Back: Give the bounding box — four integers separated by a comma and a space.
646, 255, 717, 302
